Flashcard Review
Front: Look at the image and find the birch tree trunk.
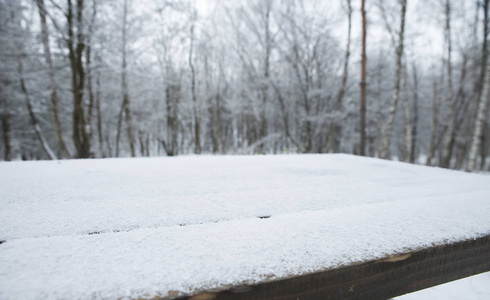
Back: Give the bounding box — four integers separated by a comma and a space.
35, 0, 70, 158
440, 0, 455, 168
466, 0, 489, 172
450, 54, 469, 169
85, 2, 97, 144
455, 2, 481, 170
467, 65, 490, 172
379, 0, 407, 159
477, 1, 489, 171
325, 0, 352, 153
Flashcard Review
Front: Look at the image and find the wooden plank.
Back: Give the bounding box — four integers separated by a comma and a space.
172, 235, 490, 300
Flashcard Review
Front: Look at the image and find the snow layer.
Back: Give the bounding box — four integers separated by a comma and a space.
395, 272, 490, 300
0, 154, 489, 299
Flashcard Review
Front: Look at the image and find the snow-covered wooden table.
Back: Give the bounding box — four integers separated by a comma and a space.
0, 154, 489, 300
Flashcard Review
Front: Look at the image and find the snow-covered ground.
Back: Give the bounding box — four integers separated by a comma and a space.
0, 154, 489, 299
395, 271, 490, 300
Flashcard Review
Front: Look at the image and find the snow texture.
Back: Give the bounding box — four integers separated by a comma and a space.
395, 272, 490, 300
0, 154, 489, 299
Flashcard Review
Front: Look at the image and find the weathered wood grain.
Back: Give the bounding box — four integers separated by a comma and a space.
173, 235, 490, 300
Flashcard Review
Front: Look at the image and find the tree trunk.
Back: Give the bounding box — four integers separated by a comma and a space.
166, 83, 180, 156
189, 20, 201, 154
85, 1, 97, 140
271, 81, 297, 151
303, 93, 312, 153
427, 78, 439, 166
440, 0, 456, 168
115, 99, 124, 157
466, 0, 489, 172
451, 54, 470, 169
116, 0, 135, 157
36, 0, 70, 158
258, 2, 272, 154
124, 96, 136, 157
325, 0, 352, 153
67, 0, 91, 158
467, 65, 490, 171
402, 66, 412, 162
379, 0, 407, 159
138, 131, 147, 156
481, 119, 489, 170
95, 73, 104, 157
215, 92, 223, 153
410, 63, 419, 163
85, 44, 94, 140
1, 96, 12, 161
360, 0, 367, 156
375, 53, 384, 156
455, 2, 482, 170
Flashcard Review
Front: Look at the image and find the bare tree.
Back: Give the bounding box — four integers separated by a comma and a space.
278, 3, 334, 153
115, 0, 136, 157
84, 0, 97, 148
164, 82, 181, 156
0, 0, 485, 163
467, 0, 490, 172
17, 58, 57, 160
325, 0, 352, 153
234, 0, 274, 152
35, 0, 70, 158
438, 0, 458, 166
189, 9, 201, 154
67, 0, 91, 158
0, 0, 16, 161
440, 0, 456, 168
379, 0, 407, 159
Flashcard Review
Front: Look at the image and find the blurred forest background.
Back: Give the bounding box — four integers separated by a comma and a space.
0, 0, 489, 172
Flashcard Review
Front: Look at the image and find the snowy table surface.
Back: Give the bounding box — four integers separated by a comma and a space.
0, 154, 489, 300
